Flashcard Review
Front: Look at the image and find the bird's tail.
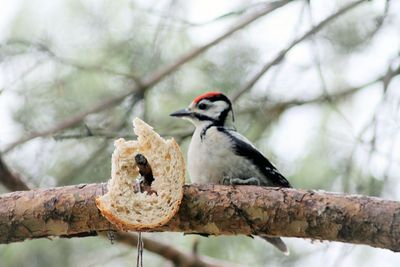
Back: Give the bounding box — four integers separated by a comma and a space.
260, 235, 289, 255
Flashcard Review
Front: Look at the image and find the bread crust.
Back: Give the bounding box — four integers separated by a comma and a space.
95, 119, 185, 231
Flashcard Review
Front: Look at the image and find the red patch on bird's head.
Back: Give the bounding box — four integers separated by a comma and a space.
193, 92, 222, 103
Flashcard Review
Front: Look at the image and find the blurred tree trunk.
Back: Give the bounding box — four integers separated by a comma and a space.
0, 183, 399, 251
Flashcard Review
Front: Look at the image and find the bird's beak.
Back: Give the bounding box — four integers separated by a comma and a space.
170, 108, 193, 118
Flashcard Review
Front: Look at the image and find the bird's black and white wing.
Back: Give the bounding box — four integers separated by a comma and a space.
217, 127, 291, 188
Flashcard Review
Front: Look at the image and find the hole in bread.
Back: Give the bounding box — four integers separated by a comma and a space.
96, 119, 185, 230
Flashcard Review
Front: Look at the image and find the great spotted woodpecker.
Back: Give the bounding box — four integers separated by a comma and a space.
170, 91, 291, 254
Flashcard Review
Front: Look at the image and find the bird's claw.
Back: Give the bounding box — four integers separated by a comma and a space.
222, 177, 261, 186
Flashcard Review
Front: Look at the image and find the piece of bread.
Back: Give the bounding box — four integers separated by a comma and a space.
96, 118, 185, 230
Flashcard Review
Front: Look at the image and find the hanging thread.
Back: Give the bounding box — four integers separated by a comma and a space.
135, 177, 144, 267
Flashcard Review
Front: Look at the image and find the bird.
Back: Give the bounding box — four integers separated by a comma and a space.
170, 91, 291, 254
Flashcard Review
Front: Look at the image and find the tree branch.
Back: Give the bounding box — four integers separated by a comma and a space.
5, 39, 143, 85
0, 183, 399, 252
241, 65, 400, 116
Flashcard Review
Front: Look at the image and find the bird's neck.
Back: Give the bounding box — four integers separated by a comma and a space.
194, 120, 216, 131
195, 119, 228, 140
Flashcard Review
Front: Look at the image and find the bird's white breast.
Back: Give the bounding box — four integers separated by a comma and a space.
187, 126, 261, 184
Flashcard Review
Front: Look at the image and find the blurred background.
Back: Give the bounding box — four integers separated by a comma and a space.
1, 0, 400, 266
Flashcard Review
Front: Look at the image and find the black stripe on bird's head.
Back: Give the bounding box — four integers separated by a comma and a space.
170, 92, 235, 126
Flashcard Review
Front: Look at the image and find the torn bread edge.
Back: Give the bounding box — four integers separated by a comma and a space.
96, 118, 185, 231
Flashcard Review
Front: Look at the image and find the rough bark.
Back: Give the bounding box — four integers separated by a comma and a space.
0, 183, 399, 252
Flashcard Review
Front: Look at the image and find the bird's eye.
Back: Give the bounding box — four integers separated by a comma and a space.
198, 103, 208, 110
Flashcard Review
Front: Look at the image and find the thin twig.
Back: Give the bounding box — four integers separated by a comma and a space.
53, 131, 136, 140
262, 0, 308, 95
5, 39, 143, 85
133, 1, 278, 28
242, 69, 398, 115
306, 1, 353, 128
364, 0, 391, 40
358, 64, 398, 179
2, 59, 46, 90
342, 62, 400, 192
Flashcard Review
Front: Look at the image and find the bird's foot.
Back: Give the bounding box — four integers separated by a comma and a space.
222, 177, 261, 186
